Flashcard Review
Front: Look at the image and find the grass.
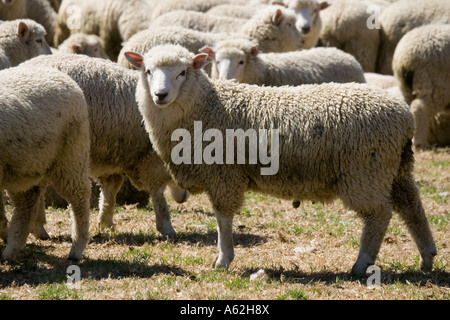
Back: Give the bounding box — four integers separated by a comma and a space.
0, 149, 448, 300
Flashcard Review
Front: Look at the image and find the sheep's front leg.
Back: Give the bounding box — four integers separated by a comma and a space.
151, 187, 176, 238
213, 213, 235, 269
411, 98, 434, 150
97, 174, 124, 230
0, 192, 8, 242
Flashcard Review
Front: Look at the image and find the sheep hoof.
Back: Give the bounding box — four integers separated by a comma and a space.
1, 246, 18, 262
292, 200, 301, 208
32, 225, 50, 241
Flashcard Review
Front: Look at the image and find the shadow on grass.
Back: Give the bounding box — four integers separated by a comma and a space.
241, 266, 450, 288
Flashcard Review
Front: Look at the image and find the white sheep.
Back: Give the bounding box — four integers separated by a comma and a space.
282, 0, 330, 49
319, 0, 381, 72
376, 0, 450, 75
21, 53, 188, 238
55, 0, 153, 61
206, 3, 267, 19
392, 24, 450, 150
0, 0, 26, 20
0, 19, 52, 69
204, 38, 365, 84
57, 33, 109, 59
25, 0, 57, 47
0, 65, 91, 261
124, 44, 437, 276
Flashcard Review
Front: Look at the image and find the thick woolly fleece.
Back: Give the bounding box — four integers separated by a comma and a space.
0, 19, 52, 70
21, 53, 186, 237
392, 24, 450, 149
134, 45, 436, 276
209, 38, 365, 84
0, 65, 91, 261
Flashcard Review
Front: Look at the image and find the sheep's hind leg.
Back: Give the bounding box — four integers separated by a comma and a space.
213, 213, 235, 269
2, 186, 41, 261
151, 187, 176, 238
0, 192, 8, 242
97, 174, 124, 230
31, 189, 50, 240
351, 205, 393, 277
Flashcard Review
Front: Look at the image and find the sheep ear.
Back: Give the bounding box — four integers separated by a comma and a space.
199, 47, 215, 60
18, 21, 30, 39
271, 8, 283, 25
193, 53, 210, 70
319, 1, 330, 10
72, 44, 82, 53
250, 46, 259, 57
124, 51, 144, 69
271, 1, 286, 7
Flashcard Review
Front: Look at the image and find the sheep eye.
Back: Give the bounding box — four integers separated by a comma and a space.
145, 69, 151, 75
36, 39, 43, 44
177, 70, 186, 78
238, 60, 244, 65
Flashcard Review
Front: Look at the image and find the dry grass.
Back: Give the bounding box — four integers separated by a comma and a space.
0, 149, 448, 300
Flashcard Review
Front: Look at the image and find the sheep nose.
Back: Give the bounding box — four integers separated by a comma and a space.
155, 92, 168, 100
301, 26, 311, 34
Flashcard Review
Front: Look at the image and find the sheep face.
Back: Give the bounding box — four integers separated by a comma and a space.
70, 35, 109, 59
124, 48, 209, 108
18, 21, 52, 56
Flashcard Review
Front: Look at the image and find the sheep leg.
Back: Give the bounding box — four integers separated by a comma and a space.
392, 176, 437, 272
97, 174, 125, 230
2, 186, 41, 261
31, 189, 50, 240
351, 207, 393, 277
151, 188, 177, 238
212, 213, 235, 269
411, 98, 433, 150
0, 192, 8, 242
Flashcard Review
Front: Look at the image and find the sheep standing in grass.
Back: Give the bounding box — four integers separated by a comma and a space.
0, 19, 52, 69
124, 44, 436, 276
319, 0, 380, 72
0, 65, 91, 261
204, 38, 365, 84
0, 0, 26, 20
376, 0, 450, 75
57, 33, 109, 59
22, 54, 188, 238
392, 24, 450, 150
55, 0, 153, 61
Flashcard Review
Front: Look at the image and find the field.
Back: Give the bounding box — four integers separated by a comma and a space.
0, 149, 448, 301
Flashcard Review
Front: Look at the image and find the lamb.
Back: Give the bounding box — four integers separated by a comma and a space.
21, 53, 188, 238
0, 65, 91, 261
55, 0, 153, 61
0, 0, 26, 20
0, 19, 52, 69
204, 38, 365, 84
124, 44, 437, 276
392, 24, 450, 150
376, 0, 450, 75
282, 0, 329, 49
57, 33, 109, 59
319, 0, 381, 72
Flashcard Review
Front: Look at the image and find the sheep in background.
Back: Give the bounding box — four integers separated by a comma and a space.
376, 0, 450, 75
118, 7, 303, 69
392, 24, 450, 150
0, 0, 26, 20
0, 19, 52, 69
206, 3, 267, 19
124, 44, 436, 276
25, 0, 57, 47
55, 0, 153, 61
0, 65, 91, 261
319, 0, 381, 72
57, 33, 109, 59
283, 0, 329, 49
21, 53, 188, 238
204, 38, 365, 84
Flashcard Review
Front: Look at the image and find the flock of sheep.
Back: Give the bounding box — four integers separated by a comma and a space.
0, 0, 448, 278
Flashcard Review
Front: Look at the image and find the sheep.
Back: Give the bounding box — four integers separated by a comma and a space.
0, 0, 26, 20
0, 19, 52, 70
376, 0, 450, 75
0, 65, 91, 261
204, 38, 365, 84
57, 33, 109, 59
282, 0, 330, 49
206, 3, 267, 19
55, 0, 153, 61
392, 24, 450, 150
25, 0, 57, 47
364, 72, 398, 89
318, 0, 381, 72
21, 53, 188, 238
124, 44, 437, 276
